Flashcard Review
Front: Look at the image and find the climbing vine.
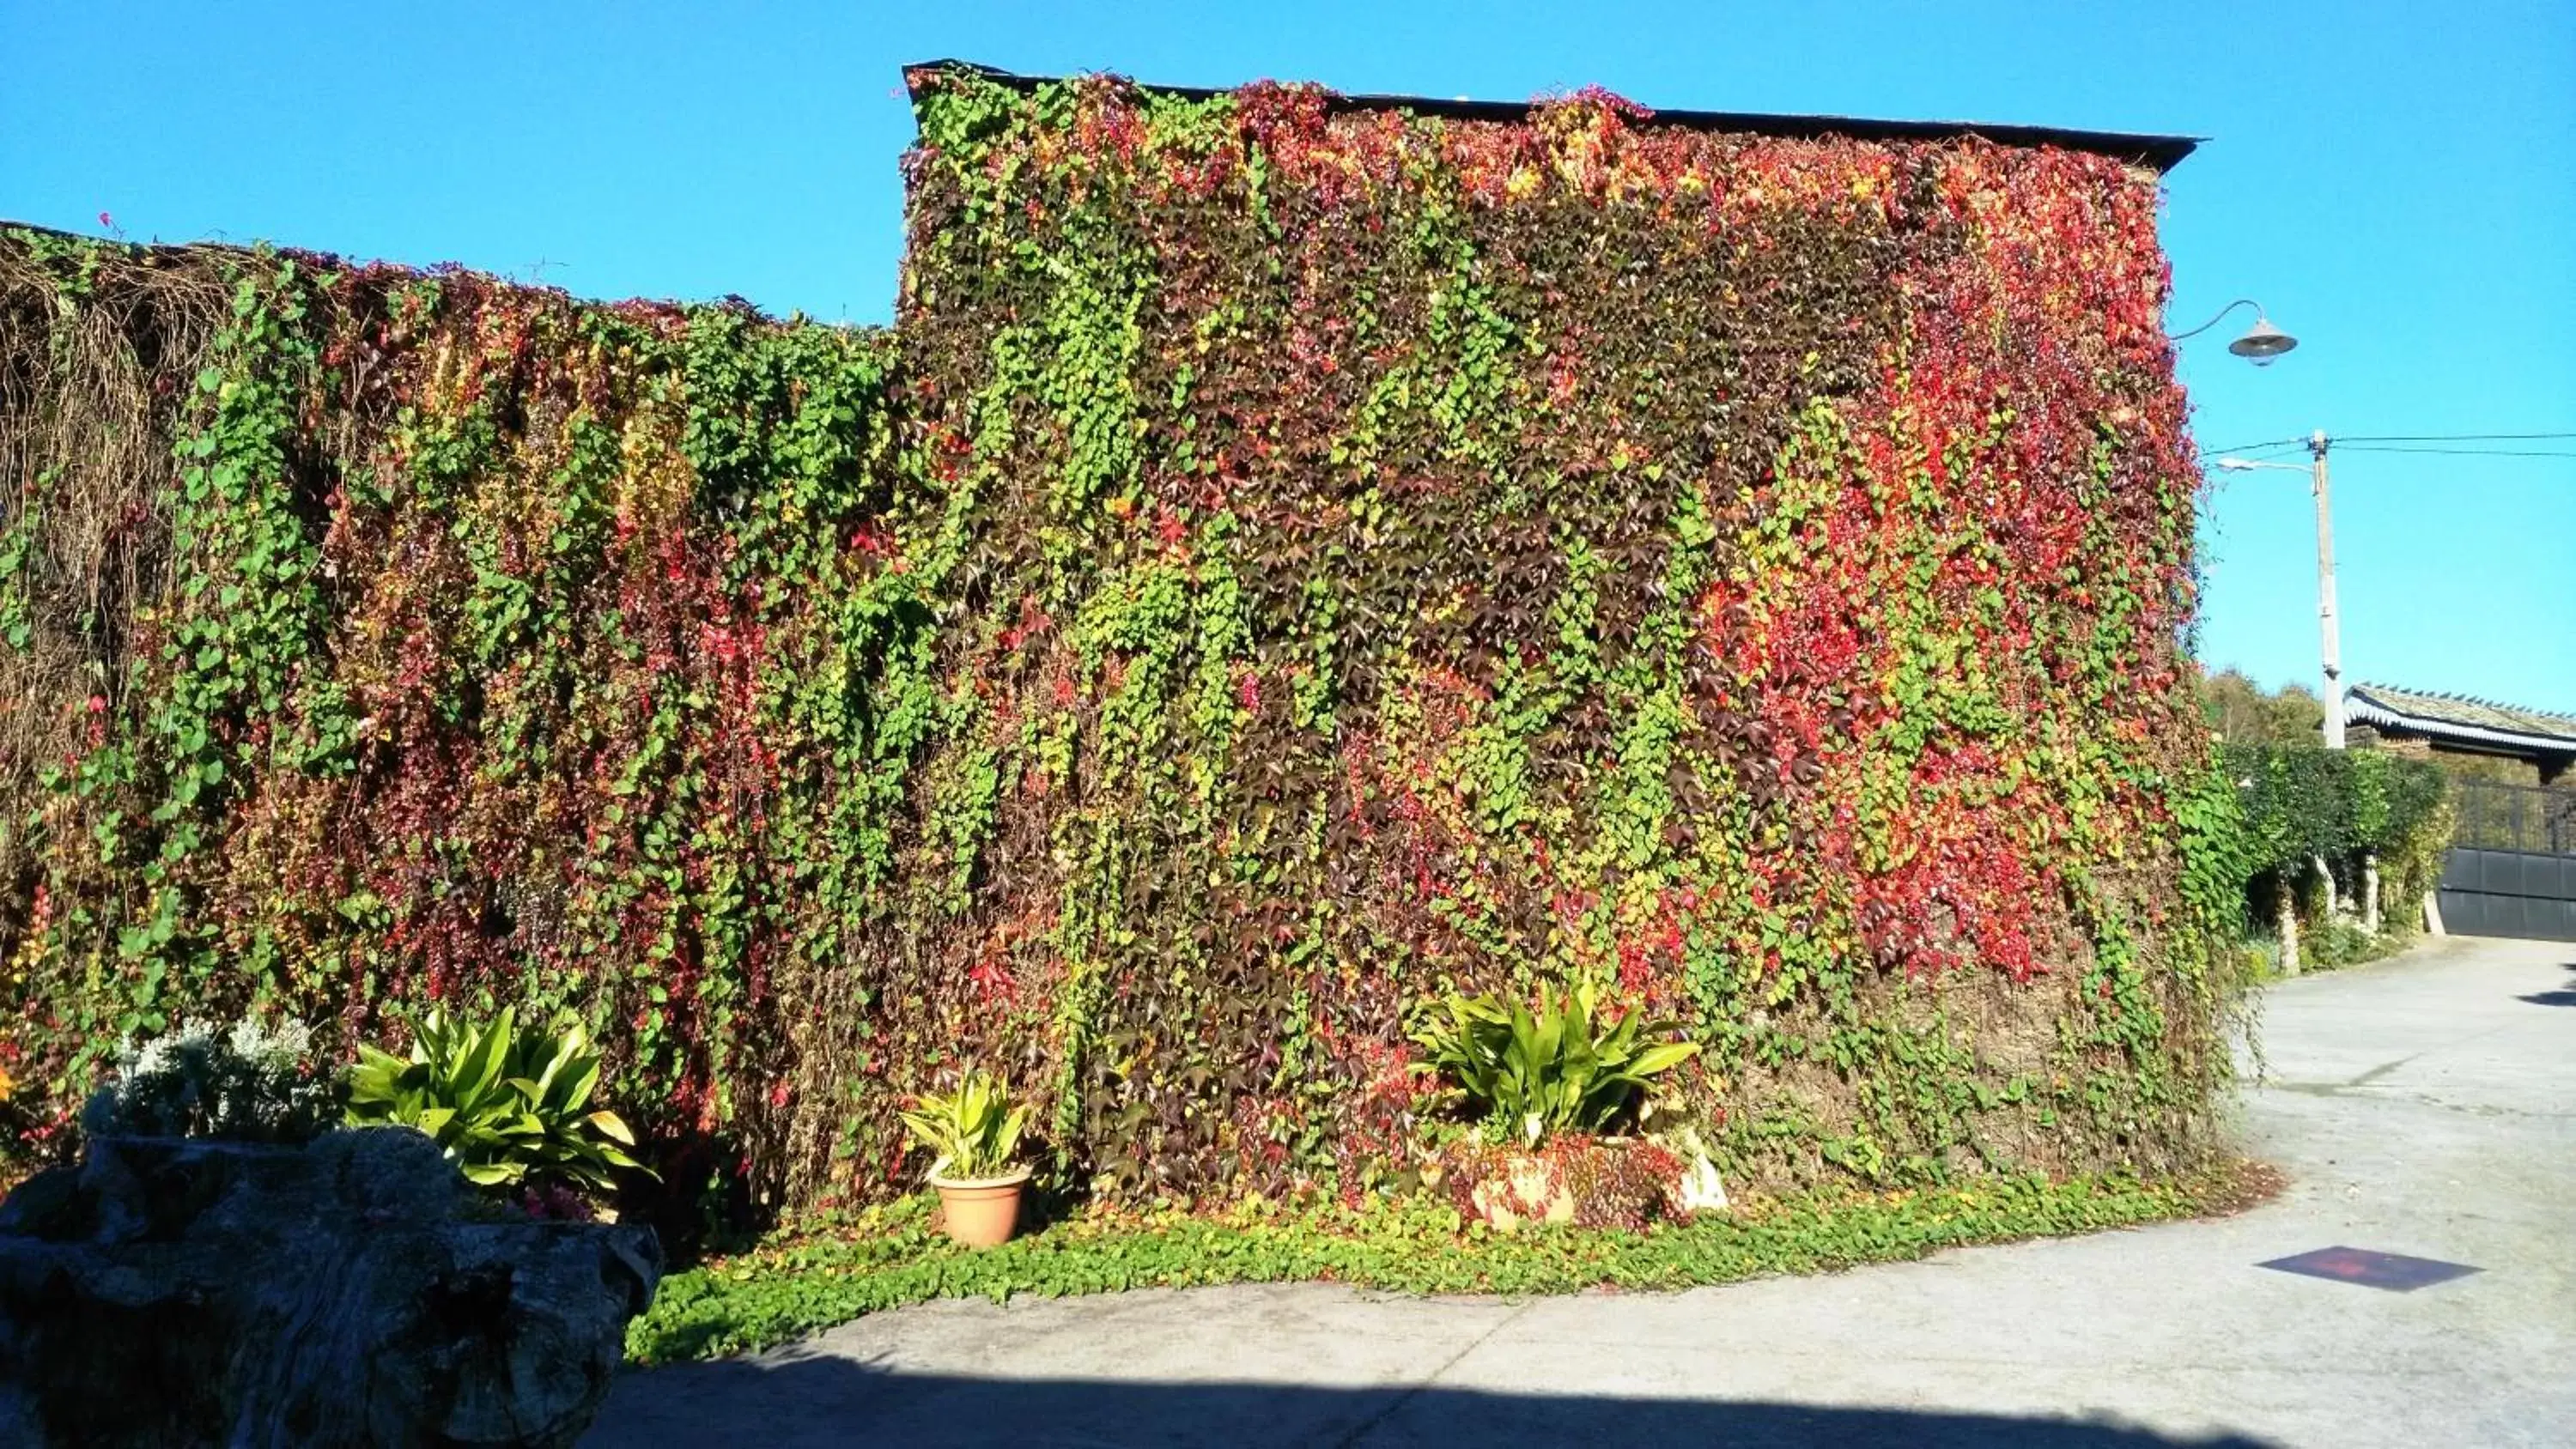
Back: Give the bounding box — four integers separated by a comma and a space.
2, 64, 2243, 1213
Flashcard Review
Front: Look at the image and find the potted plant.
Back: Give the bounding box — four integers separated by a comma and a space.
899, 1070, 1032, 1247
1410, 982, 1705, 1229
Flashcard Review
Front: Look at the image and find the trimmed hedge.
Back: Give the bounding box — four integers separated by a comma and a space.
2219, 742, 2451, 955
2223, 743, 2447, 876
3, 66, 2244, 1214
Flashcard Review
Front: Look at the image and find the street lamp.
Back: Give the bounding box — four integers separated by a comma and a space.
2179, 299, 2323, 734
2173, 298, 2300, 366
2216, 433, 2343, 749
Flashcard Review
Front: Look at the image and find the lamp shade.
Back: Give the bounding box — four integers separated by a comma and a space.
2227, 317, 2298, 364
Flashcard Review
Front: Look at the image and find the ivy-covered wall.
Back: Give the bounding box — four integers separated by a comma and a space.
0, 65, 2245, 1212
0, 235, 915, 1204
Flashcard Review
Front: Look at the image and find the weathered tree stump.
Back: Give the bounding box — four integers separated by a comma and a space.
0, 1130, 659, 1447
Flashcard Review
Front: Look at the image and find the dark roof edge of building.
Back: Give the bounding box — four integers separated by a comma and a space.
2346, 683, 2576, 752
904, 59, 2201, 173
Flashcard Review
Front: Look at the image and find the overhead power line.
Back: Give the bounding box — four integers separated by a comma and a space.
2203, 436, 2305, 457
2336, 432, 2575, 444
2335, 445, 2576, 458
2201, 430, 2576, 461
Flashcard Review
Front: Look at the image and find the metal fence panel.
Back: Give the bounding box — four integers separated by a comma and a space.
2451, 779, 2576, 855
2438, 837, 2576, 943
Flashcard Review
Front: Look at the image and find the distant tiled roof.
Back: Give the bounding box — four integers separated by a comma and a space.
2345, 683, 2576, 753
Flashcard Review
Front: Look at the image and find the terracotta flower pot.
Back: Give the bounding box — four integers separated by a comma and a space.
931, 1165, 1030, 1247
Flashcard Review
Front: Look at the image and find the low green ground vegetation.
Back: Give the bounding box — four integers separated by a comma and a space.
628, 1166, 2257, 1365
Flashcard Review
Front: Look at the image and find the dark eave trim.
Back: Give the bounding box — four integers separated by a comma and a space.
2346, 696, 2576, 756
905, 60, 2201, 173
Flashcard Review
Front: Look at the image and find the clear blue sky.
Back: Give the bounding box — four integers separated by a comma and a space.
6, 2, 2569, 712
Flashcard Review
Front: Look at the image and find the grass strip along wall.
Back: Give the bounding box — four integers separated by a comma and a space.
0, 64, 2250, 1220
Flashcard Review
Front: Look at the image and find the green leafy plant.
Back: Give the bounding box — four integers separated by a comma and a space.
627, 1165, 2252, 1364
898, 1070, 1030, 1182
80, 1015, 341, 1143
345, 1007, 645, 1193
1411, 984, 1698, 1147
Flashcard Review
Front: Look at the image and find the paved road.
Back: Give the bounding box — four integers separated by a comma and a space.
590, 935, 2576, 1448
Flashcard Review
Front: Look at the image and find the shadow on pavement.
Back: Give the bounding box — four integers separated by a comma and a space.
590, 1353, 2280, 1448
2514, 961, 2576, 1007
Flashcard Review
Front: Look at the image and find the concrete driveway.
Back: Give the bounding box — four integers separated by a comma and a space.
588, 935, 2576, 1448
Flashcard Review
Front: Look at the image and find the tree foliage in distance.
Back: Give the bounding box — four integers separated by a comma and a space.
2197, 668, 2325, 748
2219, 742, 2452, 960
2222, 743, 2447, 876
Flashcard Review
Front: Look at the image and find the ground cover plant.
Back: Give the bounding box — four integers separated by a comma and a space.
2, 64, 2252, 1228
627, 1163, 2262, 1364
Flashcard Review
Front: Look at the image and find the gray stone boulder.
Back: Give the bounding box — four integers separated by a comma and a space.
0, 1129, 659, 1447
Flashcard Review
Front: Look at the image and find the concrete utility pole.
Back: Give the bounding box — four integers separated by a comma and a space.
2310, 430, 2344, 749
2215, 440, 2345, 750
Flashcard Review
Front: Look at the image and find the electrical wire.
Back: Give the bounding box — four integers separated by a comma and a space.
2201, 431, 2576, 462
2335, 445, 2576, 458
2202, 436, 2306, 457
2336, 432, 2575, 444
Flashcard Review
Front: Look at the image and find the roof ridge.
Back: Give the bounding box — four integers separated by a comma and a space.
2349, 681, 2576, 730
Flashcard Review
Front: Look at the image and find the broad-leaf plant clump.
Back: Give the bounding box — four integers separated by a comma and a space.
345, 1007, 647, 1195
1411, 984, 1697, 1147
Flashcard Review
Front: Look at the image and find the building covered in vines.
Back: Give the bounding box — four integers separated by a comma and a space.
0, 63, 2247, 1214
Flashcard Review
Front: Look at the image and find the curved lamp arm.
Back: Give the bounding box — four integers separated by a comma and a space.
2171, 298, 2266, 340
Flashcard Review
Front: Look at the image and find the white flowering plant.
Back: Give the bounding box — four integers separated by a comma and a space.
81, 1015, 343, 1143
